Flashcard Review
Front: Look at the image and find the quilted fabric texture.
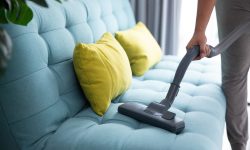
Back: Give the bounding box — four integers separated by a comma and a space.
45, 56, 226, 150
0, 0, 225, 150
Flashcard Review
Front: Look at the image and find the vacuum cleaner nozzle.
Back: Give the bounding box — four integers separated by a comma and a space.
118, 102, 185, 134
117, 46, 198, 134
118, 20, 250, 134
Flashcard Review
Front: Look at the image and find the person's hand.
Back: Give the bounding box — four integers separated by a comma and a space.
186, 32, 210, 60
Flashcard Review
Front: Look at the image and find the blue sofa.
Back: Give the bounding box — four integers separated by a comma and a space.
0, 0, 226, 150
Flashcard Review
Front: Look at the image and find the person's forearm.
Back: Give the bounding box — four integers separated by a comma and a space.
194, 0, 216, 33
187, 0, 216, 60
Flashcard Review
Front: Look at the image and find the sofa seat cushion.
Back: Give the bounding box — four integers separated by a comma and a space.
45, 55, 226, 150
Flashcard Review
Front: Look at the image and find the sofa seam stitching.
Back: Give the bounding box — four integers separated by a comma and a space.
120, 130, 135, 150
0, 67, 47, 86
0, 102, 21, 150
9, 98, 61, 125
11, 32, 38, 40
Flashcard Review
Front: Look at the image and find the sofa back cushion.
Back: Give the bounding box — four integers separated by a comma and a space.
0, 0, 135, 149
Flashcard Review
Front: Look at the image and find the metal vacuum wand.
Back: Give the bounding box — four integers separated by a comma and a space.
208, 20, 250, 57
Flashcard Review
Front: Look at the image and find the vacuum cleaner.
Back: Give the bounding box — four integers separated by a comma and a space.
118, 20, 250, 134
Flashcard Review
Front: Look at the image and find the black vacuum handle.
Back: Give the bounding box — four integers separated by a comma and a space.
160, 46, 200, 107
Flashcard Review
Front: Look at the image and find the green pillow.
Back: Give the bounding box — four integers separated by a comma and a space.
73, 32, 132, 116
115, 22, 162, 76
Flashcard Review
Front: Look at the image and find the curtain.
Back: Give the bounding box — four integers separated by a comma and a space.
129, 0, 182, 55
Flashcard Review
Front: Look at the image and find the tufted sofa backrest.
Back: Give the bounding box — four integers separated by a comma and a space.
0, 0, 135, 149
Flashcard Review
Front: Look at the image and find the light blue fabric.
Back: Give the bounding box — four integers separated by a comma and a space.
0, 0, 225, 150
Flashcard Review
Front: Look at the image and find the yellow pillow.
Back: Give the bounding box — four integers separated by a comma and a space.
73, 32, 132, 116
115, 22, 162, 76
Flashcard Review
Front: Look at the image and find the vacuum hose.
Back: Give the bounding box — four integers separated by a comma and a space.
209, 21, 250, 57
160, 20, 250, 107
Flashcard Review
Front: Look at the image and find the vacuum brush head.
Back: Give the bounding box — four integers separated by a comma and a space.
118, 102, 185, 134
